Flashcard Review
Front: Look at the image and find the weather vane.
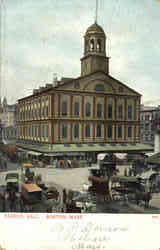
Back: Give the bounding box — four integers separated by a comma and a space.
95, 0, 99, 23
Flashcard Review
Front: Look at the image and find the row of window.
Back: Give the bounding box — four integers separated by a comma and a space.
19, 105, 49, 120
19, 124, 134, 140
19, 124, 49, 138
19, 101, 134, 121
62, 102, 133, 119
62, 124, 133, 139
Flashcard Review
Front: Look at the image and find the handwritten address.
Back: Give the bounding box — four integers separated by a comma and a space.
50, 221, 129, 249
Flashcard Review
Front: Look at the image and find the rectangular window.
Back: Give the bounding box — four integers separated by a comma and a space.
128, 126, 132, 138
118, 125, 122, 138
108, 125, 112, 139
62, 101, 67, 116
35, 125, 37, 138
62, 124, 68, 138
85, 124, 90, 137
86, 103, 91, 117
118, 104, 123, 119
29, 126, 31, 137
46, 124, 49, 138
108, 104, 112, 119
32, 125, 34, 137
97, 103, 102, 118
128, 105, 132, 120
74, 124, 79, 138
46, 106, 49, 117
74, 103, 79, 117
38, 124, 41, 138
96, 125, 101, 137
42, 125, 44, 137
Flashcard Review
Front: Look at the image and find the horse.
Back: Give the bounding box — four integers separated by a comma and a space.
135, 190, 152, 208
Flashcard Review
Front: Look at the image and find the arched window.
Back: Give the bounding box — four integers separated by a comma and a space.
96, 125, 101, 137
62, 124, 68, 138
74, 124, 79, 138
90, 39, 94, 51
97, 103, 102, 118
74, 102, 79, 117
97, 39, 101, 52
62, 101, 67, 116
85, 124, 90, 138
86, 103, 91, 117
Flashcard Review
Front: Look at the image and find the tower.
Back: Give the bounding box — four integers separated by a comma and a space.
81, 22, 110, 77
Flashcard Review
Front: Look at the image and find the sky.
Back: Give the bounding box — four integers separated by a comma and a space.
0, 0, 160, 105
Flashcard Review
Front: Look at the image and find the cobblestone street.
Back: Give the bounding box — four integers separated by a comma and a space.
1, 160, 160, 213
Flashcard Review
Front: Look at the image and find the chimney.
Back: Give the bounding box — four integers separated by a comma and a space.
53, 73, 58, 87
33, 89, 39, 94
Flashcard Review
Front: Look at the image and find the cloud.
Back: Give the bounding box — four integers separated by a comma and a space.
1, 0, 160, 105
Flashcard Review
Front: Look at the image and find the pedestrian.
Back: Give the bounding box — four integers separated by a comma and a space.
124, 168, 127, 176
4, 160, 7, 170
9, 191, 16, 212
62, 189, 67, 212
67, 160, 71, 168
1, 193, 5, 212
128, 167, 132, 176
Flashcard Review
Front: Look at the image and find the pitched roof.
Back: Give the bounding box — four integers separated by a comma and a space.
55, 71, 141, 96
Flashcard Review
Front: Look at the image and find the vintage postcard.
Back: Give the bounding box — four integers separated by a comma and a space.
0, 0, 160, 249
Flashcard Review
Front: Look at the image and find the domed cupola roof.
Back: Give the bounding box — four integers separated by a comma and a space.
85, 22, 105, 36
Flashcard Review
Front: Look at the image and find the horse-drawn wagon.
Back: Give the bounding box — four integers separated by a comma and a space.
110, 176, 144, 201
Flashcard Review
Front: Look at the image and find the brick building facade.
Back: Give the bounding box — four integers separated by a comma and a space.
17, 22, 141, 146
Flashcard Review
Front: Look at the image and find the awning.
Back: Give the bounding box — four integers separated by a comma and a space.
15, 142, 154, 154
44, 152, 85, 157
17, 148, 27, 152
27, 151, 42, 156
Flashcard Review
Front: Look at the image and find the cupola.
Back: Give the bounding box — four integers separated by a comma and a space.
81, 22, 109, 76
